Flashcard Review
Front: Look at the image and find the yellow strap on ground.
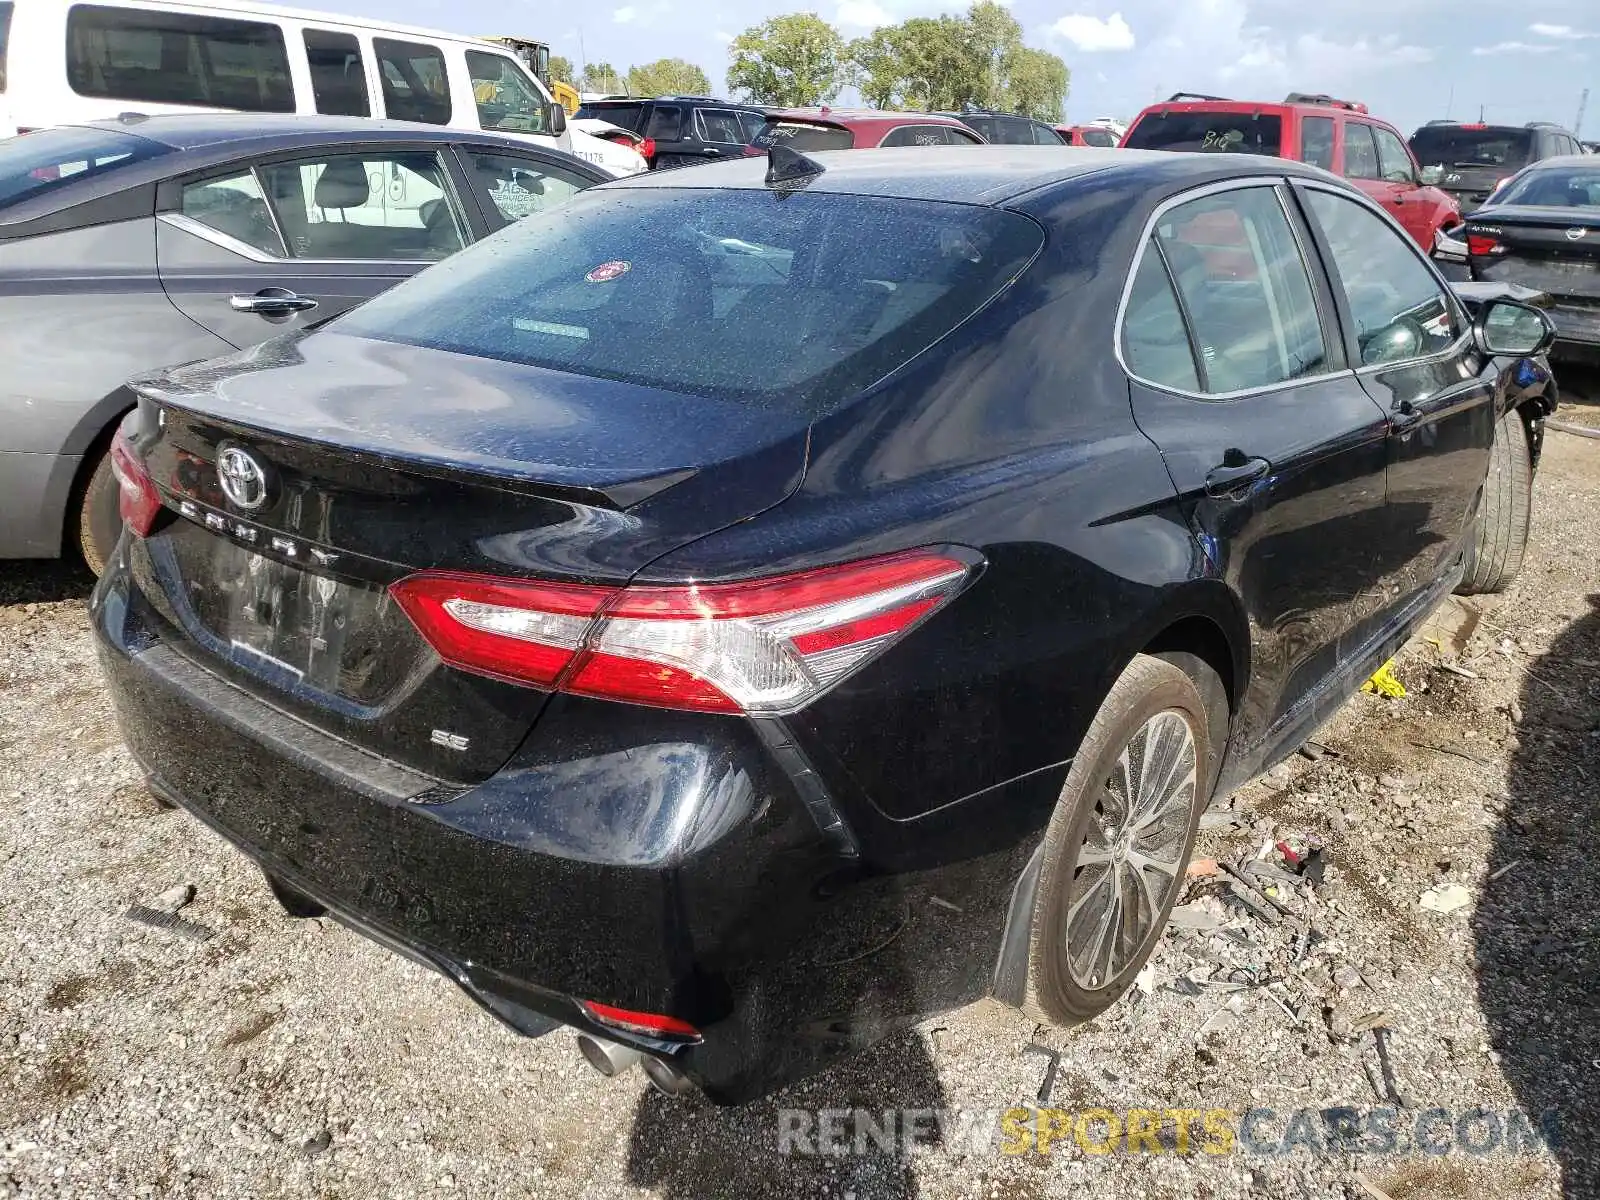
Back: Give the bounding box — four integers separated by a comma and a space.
1361, 658, 1407, 698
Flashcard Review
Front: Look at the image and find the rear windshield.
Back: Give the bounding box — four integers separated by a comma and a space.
1081, 127, 1117, 147
0, 2, 13, 94
576, 102, 645, 131
753, 121, 854, 152
0, 126, 169, 210
1409, 127, 1533, 170
1123, 111, 1282, 156
1496, 166, 1600, 207
334, 188, 1043, 412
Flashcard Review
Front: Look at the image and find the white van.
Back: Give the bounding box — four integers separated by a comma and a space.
0, 0, 644, 175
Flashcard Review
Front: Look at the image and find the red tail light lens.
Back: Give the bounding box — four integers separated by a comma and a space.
583, 1001, 701, 1042
390, 549, 976, 714
636, 137, 656, 160
109, 427, 161, 537
1466, 233, 1504, 257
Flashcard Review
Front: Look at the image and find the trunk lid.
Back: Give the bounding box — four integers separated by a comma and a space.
1468, 206, 1600, 301
128, 330, 809, 780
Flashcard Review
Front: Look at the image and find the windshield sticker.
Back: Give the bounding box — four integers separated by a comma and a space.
1202, 129, 1246, 151
585, 260, 632, 283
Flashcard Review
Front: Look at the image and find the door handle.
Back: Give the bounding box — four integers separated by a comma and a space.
1204, 455, 1271, 497
1390, 400, 1424, 432
230, 288, 318, 316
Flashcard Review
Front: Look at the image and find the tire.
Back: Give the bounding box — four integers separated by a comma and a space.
1024, 653, 1218, 1025
75, 447, 123, 578
1458, 409, 1533, 596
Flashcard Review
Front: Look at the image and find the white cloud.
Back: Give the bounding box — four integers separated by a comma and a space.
1529, 21, 1597, 38
612, 5, 637, 22
1051, 12, 1136, 52
1471, 40, 1561, 55
713, 28, 735, 43
836, 0, 893, 29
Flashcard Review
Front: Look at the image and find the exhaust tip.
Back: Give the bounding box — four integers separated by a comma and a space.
641, 1053, 694, 1097
576, 1034, 642, 1078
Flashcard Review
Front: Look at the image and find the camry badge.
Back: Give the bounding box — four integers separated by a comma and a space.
1568, 227, 1588, 242
217, 444, 270, 511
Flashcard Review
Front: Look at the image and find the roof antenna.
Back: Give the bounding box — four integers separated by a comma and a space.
765, 144, 825, 195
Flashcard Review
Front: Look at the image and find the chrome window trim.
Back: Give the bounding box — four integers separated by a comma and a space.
1113, 175, 1352, 402
1293, 177, 1475, 372
158, 213, 436, 269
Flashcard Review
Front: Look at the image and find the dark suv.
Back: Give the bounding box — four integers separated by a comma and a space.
943, 107, 1066, 145
574, 96, 765, 170
1409, 121, 1586, 214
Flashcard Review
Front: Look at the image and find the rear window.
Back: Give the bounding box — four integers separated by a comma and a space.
576, 102, 646, 131
1496, 166, 1600, 208
334, 189, 1043, 412
1124, 111, 1282, 156
66, 5, 294, 112
1409, 127, 1533, 170
753, 120, 854, 152
1081, 128, 1116, 148
0, 2, 13, 94
0, 126, 169, 210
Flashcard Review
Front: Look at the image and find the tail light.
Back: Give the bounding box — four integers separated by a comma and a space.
583, 1001, 701, 1042
109, 426, 161, 537
1466, 233, 1504, 257
390, 548, 976, 715
637, 137, 656, 160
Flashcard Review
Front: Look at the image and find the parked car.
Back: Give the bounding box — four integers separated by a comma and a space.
1122, 92, 1461, 251
1056, 124, 1118, 147
94, 145, 1556, 1104
1410, 121, 1586, 215
1461, 156, 1600, 360
748, 107, 984, 151
574, 96, 766, 169
571, 117, 650, 162
0, 0, 644, 177
944, 106, 1065, 145
0, 113, 607, 572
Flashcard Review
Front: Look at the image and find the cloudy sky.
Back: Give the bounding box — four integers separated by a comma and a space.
342, 0, 1600, 133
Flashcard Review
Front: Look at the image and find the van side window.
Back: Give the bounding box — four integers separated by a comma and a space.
465, 51, 549, 134
304, 29, 369, 118
65, 5, 293, 112
373, 38, 451, 125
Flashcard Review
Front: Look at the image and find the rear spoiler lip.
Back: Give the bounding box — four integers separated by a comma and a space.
128, 379, 698, 512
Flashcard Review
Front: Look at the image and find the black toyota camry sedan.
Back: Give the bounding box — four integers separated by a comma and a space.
93, 145, 1557, 1104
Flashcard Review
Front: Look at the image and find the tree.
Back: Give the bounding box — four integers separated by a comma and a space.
627, 58, 713, 97
549, 55, 575, 85
966, 0, 1022, 110
727, 13, 845, 107
892, 15, 984, 112
846, 30, 904, 109
582, 61, 625, 94
1001, 46, 1069, 122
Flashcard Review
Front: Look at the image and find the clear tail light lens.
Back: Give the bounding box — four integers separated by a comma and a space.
390, 549, 976, 715
109, 426, 161, 537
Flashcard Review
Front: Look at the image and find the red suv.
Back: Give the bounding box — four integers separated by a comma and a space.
748, 109, 986, 152
1056, 125, 1119, 148
1122, 92, 1460, 251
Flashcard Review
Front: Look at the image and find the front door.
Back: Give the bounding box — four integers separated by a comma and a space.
1296, 183, 1496, 607
156, 147, 475, 349
1121, 182, 1394, 754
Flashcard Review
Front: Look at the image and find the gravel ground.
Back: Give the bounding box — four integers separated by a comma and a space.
3, 397, 1599, 1199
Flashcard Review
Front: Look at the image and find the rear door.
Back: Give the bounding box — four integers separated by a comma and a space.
155, 144, 480, 348
1121, 180, 1392, 752
1343, 120, 1400, 214
454, 146, 604, 229
1297, 182, 1495, 609
693, 107, 755, 162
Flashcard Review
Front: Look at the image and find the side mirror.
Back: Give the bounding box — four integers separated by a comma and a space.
1475, 298, 1557, 356
547, 102, 568, 136
1419, 164, 1445, 186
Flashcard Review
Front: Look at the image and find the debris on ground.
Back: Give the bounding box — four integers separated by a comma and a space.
124, 904, 215, 942
148, 882, 195, 914
1418, 882, 1473, 914
1361, 658, 1408, 697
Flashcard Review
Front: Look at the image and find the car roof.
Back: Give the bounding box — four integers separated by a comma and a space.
606, 144, 1331, 205
31, 0, 509, 49
764, 109, 971, 129
74, 112, 508, 152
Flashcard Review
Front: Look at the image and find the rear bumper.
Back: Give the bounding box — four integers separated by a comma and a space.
1548, 304, 1600, 349
90, 540, 1025, 1101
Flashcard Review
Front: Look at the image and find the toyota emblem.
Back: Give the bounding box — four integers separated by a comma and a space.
216, 444, 270, 510
1568, 227, 1588, 242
